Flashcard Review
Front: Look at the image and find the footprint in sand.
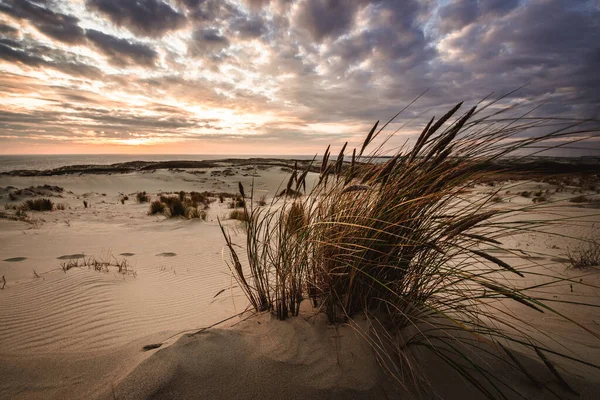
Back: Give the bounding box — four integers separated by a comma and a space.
3, 257, 27, 262
56, 254, 85, 260
156, 252, 177, 257
119, 252, 135, 257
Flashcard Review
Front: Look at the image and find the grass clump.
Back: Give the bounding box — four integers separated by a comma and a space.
150, 191, 209, 219
166, 197, 186, 217
566, 238, 600, 269
22, 198, 54, 211
228, 209, 249, 222
149, 200, 166, 215
219, 98, 600, 398
60, 255, 135, 276
570, 195, 592, 203
256, 193, 268, 206
136, 191, 150, 203
228, 195, 245, 208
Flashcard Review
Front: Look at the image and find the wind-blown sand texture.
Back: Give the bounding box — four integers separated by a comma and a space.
1, 160, 599, 399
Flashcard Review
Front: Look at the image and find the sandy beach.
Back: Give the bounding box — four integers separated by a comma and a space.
1, 160, 599, 399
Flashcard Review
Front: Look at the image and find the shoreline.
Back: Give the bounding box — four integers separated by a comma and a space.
1, 156, 599, 177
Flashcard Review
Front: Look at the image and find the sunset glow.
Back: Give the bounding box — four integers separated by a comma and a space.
0, 0, 598, 154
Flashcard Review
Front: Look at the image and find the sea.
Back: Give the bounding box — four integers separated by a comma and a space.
0, 154, 317, 173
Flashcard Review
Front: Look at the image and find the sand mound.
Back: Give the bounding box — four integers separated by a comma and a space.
103, 312, 600, 400
104, 314, 394, 400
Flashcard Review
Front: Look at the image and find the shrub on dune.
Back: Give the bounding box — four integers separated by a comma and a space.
136, 191, 150, 203
228, 209, 249, 222
149, 200, 165, 215
219, 98, 600, 398
166, 198, 186, 217
22, 198, 54, 211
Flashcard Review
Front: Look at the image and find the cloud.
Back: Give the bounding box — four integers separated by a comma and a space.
86, 0, 187, 37
189, 28, 230, 55
0, 37, 103, 77
0, 23, 19, 35
230, 15, 266, 38
0, 0, 86, 43
438, 0, 520, 33
293, 0, 359, 42
0, 0, 598, 153
85, 29, 158, 67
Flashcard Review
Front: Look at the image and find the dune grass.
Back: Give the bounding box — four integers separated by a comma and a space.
60, 254, 135, 276
567, 237, 600, 269
148, 191, 209, 219
219, 98, 600, 398
228, 209, 249, 222
21, 198, 54, 211
136, 191, 150, 203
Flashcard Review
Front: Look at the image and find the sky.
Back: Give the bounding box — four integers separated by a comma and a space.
0, 0, 598, 155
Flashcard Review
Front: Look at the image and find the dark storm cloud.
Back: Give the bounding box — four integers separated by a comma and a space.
0, 0, 86, 43
85, 29, 158, 67
433, 0, 600, 117
294, 0, 359, 42
86, 0, 186, 37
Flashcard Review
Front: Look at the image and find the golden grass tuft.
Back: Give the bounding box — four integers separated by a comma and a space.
219, 97, 600, 398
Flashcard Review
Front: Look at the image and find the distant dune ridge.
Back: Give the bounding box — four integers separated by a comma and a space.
0, 100, 599, 399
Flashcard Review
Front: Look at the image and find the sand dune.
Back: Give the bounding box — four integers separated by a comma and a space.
1, 165, 599, 399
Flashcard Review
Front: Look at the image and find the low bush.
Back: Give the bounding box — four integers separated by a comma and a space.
570, 195, 590, 203
136, 191, 150, 203
166, 198, 186, 217
149, 200, 165, 215
22, 198, 53, 211
228, 195, 245, 208
228, 209, 249, 222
